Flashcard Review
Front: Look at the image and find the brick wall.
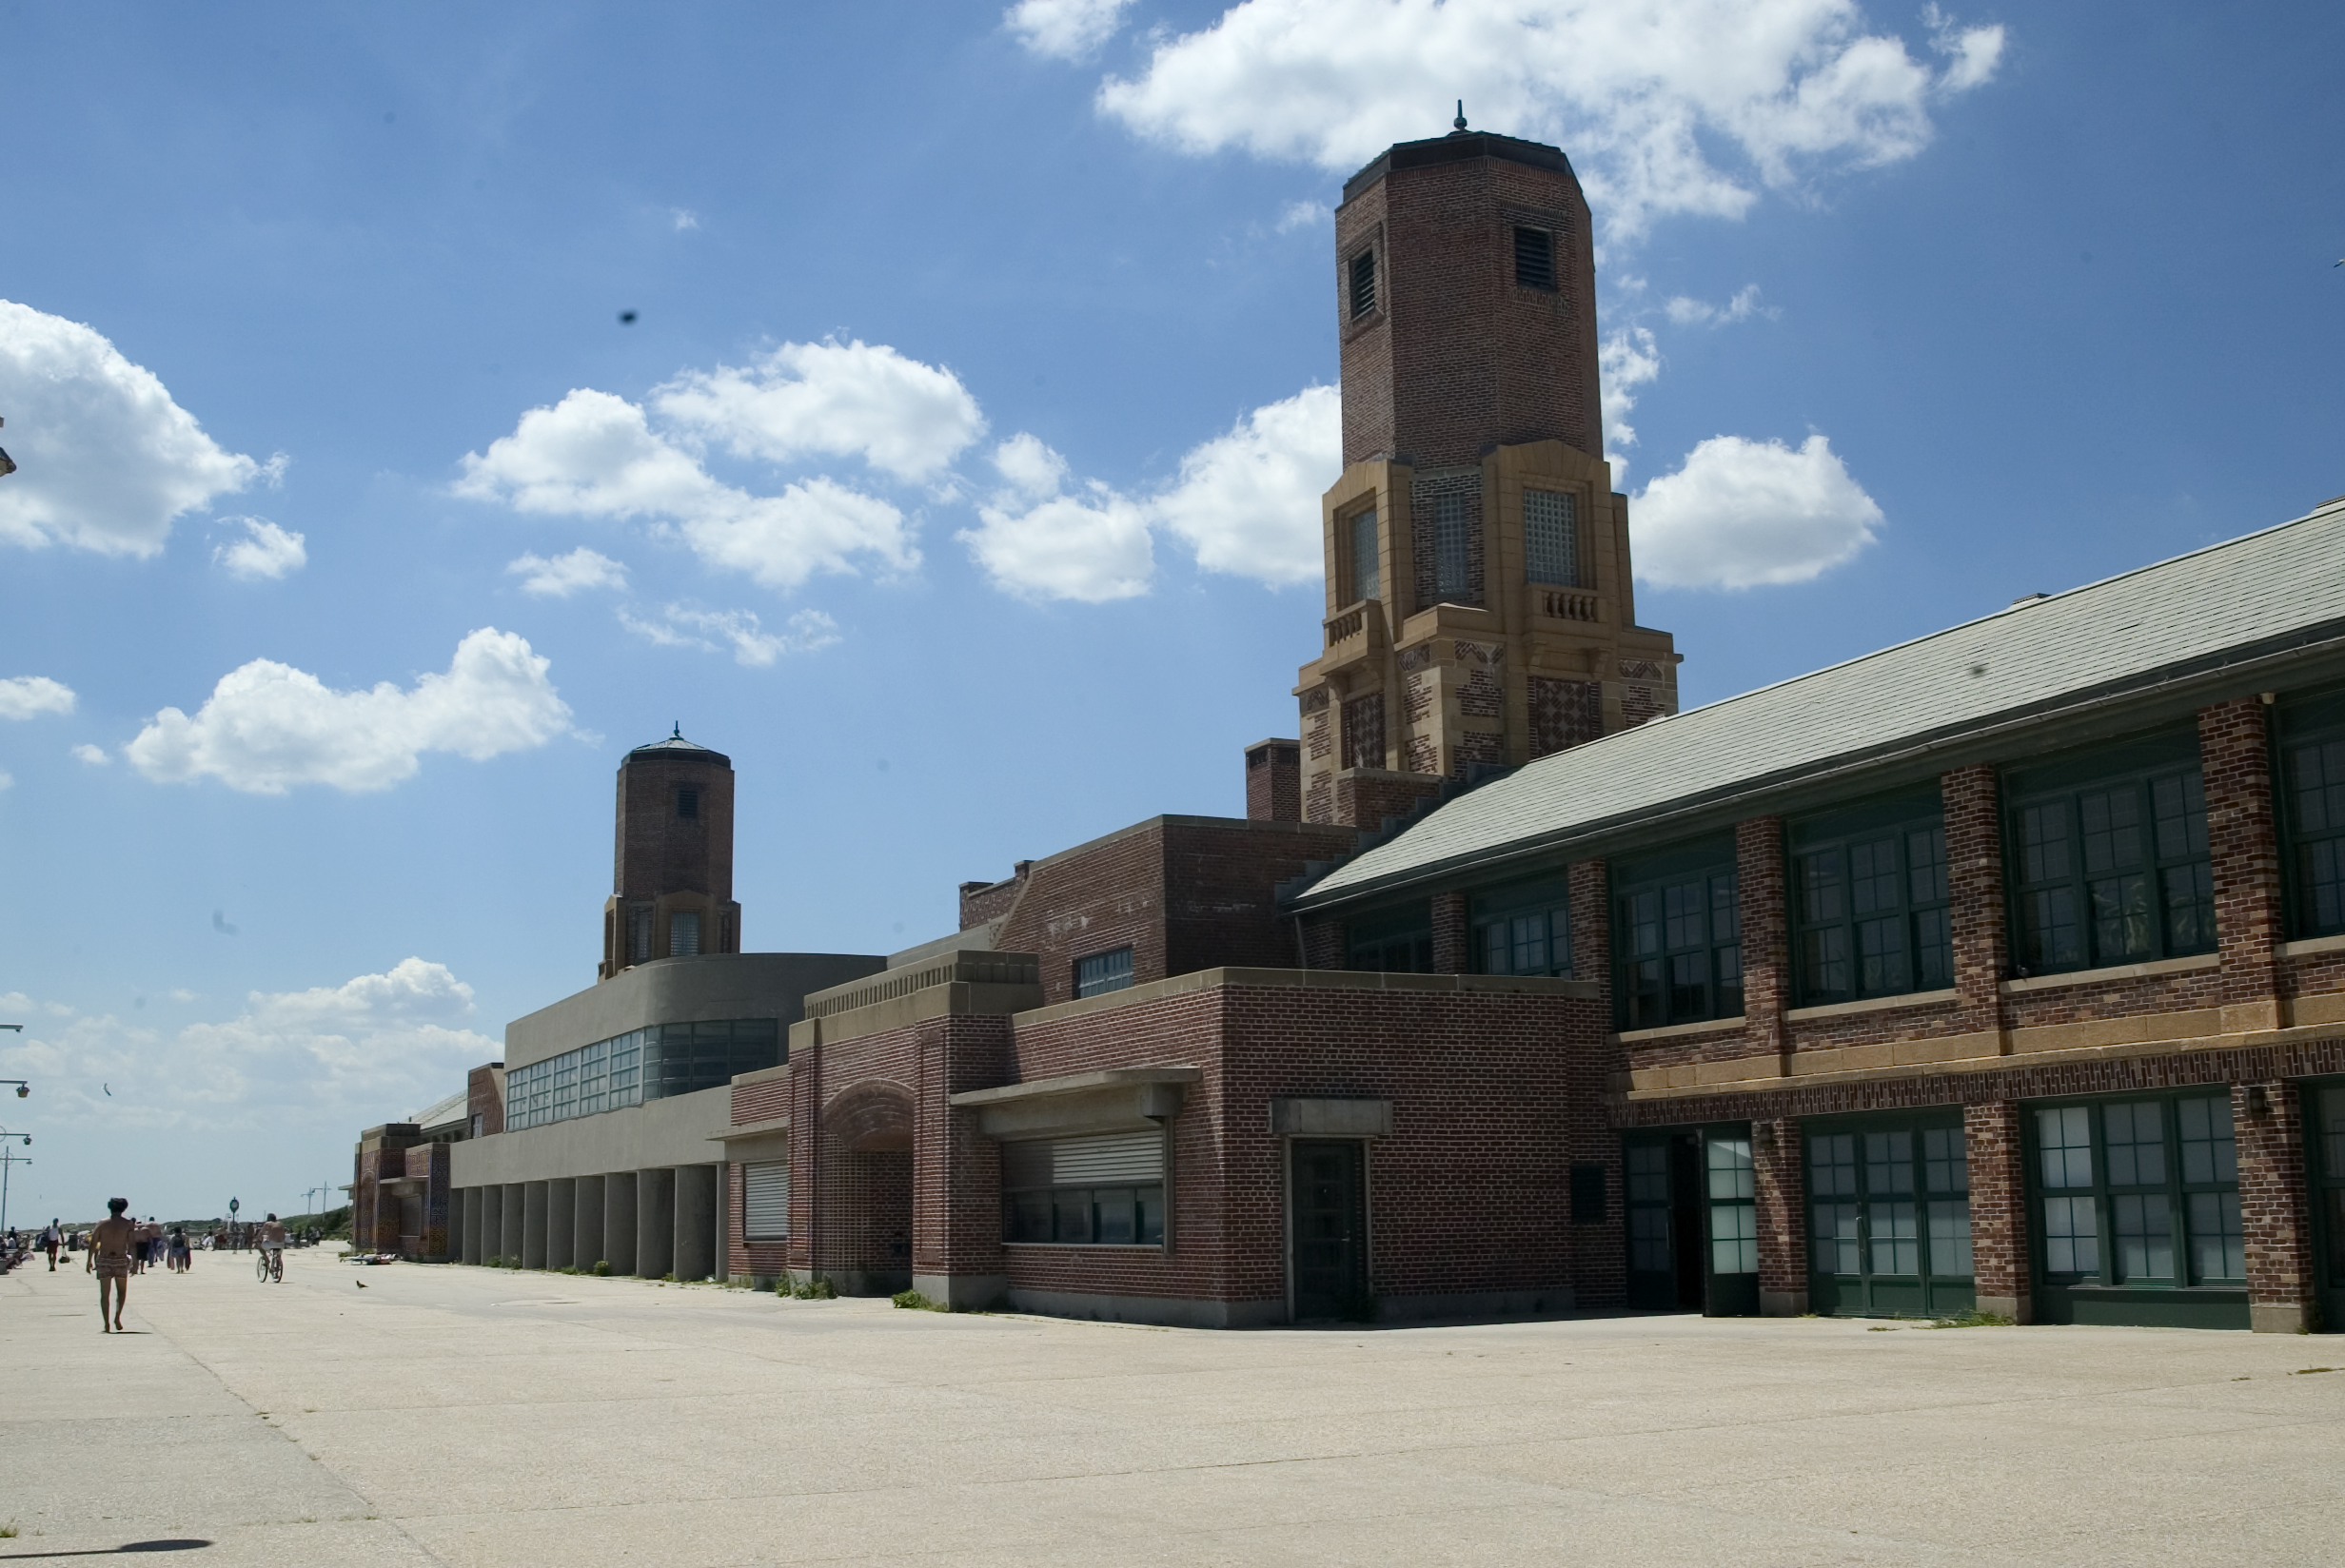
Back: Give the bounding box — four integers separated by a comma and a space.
2236, 1078, 2315, 1327
1245, 740, 1302, 822
2203, 699, 2287, 1019
1429, 892, 1469, 973
1332, 769, 1443, 830
1966, 1101, 2029, 1316
1738, 818, 1789, 1059
1752, 1119, 1804, 1306
467, 1063, 503, 1138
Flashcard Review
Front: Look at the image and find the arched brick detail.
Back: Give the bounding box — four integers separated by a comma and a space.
825, 1079, 914, 1153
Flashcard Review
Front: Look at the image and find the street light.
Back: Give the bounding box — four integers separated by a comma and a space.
2, 1020, 25, 1099
0, 1127, 30, 1237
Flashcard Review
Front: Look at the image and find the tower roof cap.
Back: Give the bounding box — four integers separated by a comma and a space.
1341, 128, 1576, 206
624, 723, 731, 766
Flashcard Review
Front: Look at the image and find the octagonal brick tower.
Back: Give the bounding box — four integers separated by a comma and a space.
1292, 121, 1681, 826
599, 728, 741, 979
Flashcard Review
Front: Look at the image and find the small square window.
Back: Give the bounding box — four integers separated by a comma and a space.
1514, 226, 1555, 291
1349, 247, 1376, 319
1074, 946, 1134, 998
677, 788, 700, 820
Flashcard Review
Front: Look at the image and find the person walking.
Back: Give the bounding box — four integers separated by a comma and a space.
43, 1218, 61, 1270
168, 1225, 190, 1273
89, 1198, 136, 1333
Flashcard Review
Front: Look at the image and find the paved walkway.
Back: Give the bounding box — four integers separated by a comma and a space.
4, 1249, 2341, 1565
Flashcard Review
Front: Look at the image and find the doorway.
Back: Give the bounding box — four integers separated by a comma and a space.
1290, 1140, 1367, 1321
1624, 1126, 1760, 1316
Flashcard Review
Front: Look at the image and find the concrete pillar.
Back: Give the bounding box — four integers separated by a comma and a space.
604, 1170, 638, 1276
457, 1188, 477, 1264
713, 1163, 732, 1282
502, 1182, 524, 1263
674, 1164, 717, 1281
478, 1186, 503, 1264
548, 1179, 576, 1271
522, 1181, 549, 1269
574, 1174, 605, 1271
637, 1166, 676, 1278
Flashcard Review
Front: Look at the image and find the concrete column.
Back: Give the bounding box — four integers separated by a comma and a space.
673, 1164, 717, 1281
574, 1174, 605, 1271
456, 1188, 475, 1264
478, 1186, 502, 1264
547, 1179, 576, 1271
502, 1182, 524, 1262
713, 1163, 732, 1282
522, 1181, 550, 1269
637, 1167, 676, 1278
603, 1171, 639, 1276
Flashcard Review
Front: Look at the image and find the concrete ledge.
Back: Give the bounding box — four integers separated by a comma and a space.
1004, 1287, 1288, 1329
2251, 1302, 2313, 1334
912, 1271, 1008, 1311
1761, 1289, 1809, 1317
1975, 1293, 2032, 1325
2000, 952, 2219, 994
1271, 1097, 1393, 1136
1785, 989, 1958, 1022
790, 979, 1045, 1052
1375, 1287, 1572, 1323
953, 1068, 1198, 1138
2280, 933, 2345, 958
1615, 1014, 1747, 1046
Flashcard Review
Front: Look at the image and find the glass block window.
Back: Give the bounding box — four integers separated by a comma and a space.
1524, 489, 1577, 587
1789, 790, 1953, 1006
1473, 880, 1571, 978
742, 1161, 790, 1242
1613, 841, 1741, 1029
1074, 947, 1134, 999
2004, 730, 2213, 975
677, 787, 700, 820
2279, 690, 2345, 938
1348, 508, 1379, 606
627, 903, 654, 963
1432, 491, 1472, 601
2029, 1091, 2243, 1288
1349, 246, 1376, 319
669, 911, 701, 957
1002, 1130, 1165, 1246
1706, 1135, 1758, 1275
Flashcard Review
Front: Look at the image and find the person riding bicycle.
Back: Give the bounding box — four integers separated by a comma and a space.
259, 1213, 287, 1281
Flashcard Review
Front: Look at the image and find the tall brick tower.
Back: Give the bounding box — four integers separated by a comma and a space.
1292, 121, 1681, 828
599, 728, 741, 979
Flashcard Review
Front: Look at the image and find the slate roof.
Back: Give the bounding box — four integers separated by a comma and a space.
627, 726, 728, 764
1293, 497, 2345, 911
406, 1089, 468, 1133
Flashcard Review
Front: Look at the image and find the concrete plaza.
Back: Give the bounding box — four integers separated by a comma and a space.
3, 1249, 2340, 1566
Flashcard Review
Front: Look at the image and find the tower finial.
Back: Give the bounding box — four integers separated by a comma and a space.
1453, 100, 1467, 132
672, 720, 681, 739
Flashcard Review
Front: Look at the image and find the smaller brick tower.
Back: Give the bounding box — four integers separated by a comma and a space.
1293, 117, 1681, 827
600, 728, 741, 980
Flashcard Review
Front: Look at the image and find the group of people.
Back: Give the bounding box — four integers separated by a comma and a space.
81, 1203, 291, 1330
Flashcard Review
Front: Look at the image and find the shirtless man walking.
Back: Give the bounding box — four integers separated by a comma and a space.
88, 1198, 135, 1332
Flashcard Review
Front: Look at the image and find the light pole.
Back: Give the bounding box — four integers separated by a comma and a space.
0, 1128, 30, 1237
3, 1018, 27, 1103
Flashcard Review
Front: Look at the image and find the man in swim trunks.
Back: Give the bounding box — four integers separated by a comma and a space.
89, 1198, 136, 1332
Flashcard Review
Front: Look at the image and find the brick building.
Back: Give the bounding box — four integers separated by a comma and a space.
374, 122, 2345, 1334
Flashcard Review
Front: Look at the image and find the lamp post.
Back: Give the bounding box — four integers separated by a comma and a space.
0, 1128, 30, 1237
3, 1019, 27, 1102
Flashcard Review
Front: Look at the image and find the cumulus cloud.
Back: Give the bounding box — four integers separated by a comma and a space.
0, 961, 499, 1134
124, 627, 572, 794
670, 207, 700, 231
70, 743, 109, 766
1151, 385, 1338, 585
1631, 432, 1881, 588
960, 434, 1155, 602
507, 546, 629, 598
651, 339, 984, 482
1599, 326, 1662, 479
0, 675, 75, 720
0, 299, 276, 558
457, 387, 918, 590
1091, 0, 2005, 236
1275, 199, 1330, 232
1665, 284, 1774, 326
212, 516, 307, 580
620, 603, 840, 666
1007, 0, 1134, 59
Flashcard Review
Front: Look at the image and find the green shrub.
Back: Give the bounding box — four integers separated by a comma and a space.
592, 1259, 613, 1277
891, 1288, 947, 1311
788, 1276, 835, 1301
1923, 1308, 2018, 1329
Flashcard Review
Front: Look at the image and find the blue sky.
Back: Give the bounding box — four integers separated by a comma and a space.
1, 0, 2338, 1223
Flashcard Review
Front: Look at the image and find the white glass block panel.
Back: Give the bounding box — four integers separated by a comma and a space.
2038, 1107, 2095, 1189
1525, 489, 1577, 586
1350, 509, 1378, 605
1706, 1136, 1755, 1200
668, 911, 701, 957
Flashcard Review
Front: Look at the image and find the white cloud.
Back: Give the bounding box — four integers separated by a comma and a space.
1275, 199, 1330, 232
1664, 284, 1774, 326
1151, 385, 1338, 585
651, 339, 985, 482
70, 743, 109, 766
1631, 432, 1881, 588
507, 546, 629, 598
1599, 326, 1662, 478
0, 960, 498, 1135
0, 675, 75, 720
960, 435, 1155, 602
0, 770, 11, 791
123, 627, 573, 794
620, 603, 840, 667
456, 388, 918, 590
671, 207, 700, 231
0, 299, 275, 558
1007, 0, 1133, 59
1092, 0, 2005, 236
212, 516, 307, 580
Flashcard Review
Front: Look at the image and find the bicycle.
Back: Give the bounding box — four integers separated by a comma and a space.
254, 1248, 283, 1284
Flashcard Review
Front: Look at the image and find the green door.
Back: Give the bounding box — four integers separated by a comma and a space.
1626, 1127, 1759, 1315
1701, 1128, 1762, 1318
1805, 1114, 1975, 1319
1290, 1141, 1366, 1321
2306, 1081, 2345, 1333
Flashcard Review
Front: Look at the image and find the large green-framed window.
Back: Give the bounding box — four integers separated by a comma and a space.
1348, 907, 1433, 972
1613, 839, 1741, 1029
1787, 790, 1953, 1006
1805, 1111, 1975, 1319
2306, 1080, 2345, 1329
1473, 878, 1572, 977
2279, 689, 2345, 939
2025, 1088, 2248, 1328
2003, 730, 2214, 976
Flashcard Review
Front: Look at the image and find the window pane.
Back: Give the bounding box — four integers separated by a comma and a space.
1479, 920, 1510, 974
2103, 1102, 2166, 1186
1808, 1133, 1857, 1197
2304, 840, 2345, 935
1629, 1207, 1671, 1272
1870, 1200, 1919, 1276
1801, 927, 1849, 998
1714, 944, 1743, 1017
1922, 1127, 1970, 1194
1524, 489, 1577, 586
1668, 952, 1707, 1021
1706, 1136, 1755, 1201
1627, 891, 1661, 956
1710, 1203, 1758, 1275
1349, 509, 1378, 606
1052, 1189, 1093, 1244
2163, 861, 2216, 953
1799, 850, 1845, 924
1093, 1188, 1137, 1245
2088, 872, 2152, 962
1850, 837, 1901, 915
1927, 1200, 1974, 1276
1907, 826, 1950, 906
2178, 1094, 2237, 1185
2022, 888, 2079, 969
1007, 1191, 1050, 1243
1628, 959, 1663, 1028
1865, 1130, 1914, 1196
2042, 1194, 2099, 1275
2295, 739, 2345, 833
1075, 946, 1135, 997
1432, 492, 1471, 600
1812, 1203, 1861, 1273
2111, 1192, 2174, 1282
1915, 907, 1953, 990
1857, 916, 1908, 995
1626, 1143, 1670, 1203
2038, 1106, 2095, 1189
2021, 804, 2070, 883
1136, 1186, 1166, 1246
1710, 873, 1741, 943
2187, 1190, 2245, 1282
2322, 1086, 2345, 1179
2152, 772, 2209, 860
2079, 788, 2142, 874
1664, 881, 1705, 950
1511, 912, 1547, 975
1547, 905, 1573, 978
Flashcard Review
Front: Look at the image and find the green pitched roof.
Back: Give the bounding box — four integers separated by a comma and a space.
1292, 497, 2345, 912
